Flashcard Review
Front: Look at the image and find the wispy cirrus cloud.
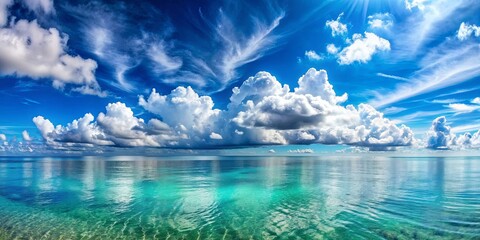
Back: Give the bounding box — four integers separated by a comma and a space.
370, 43, 480, 108
174, 4, 286, 92
394, 0, 469, 59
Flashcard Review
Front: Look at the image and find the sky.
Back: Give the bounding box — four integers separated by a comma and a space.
0, 0, 480, 155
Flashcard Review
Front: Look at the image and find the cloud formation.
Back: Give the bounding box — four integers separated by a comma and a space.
369, 43, 480, 108
457, 22, 480, 41
325, 13, 347, 37
367, 13, 394, 30
304, 50, 322, 61
425, 116, 480, 150
0, 2, 104, 96
426, 116, 454, 149
22, 130, 31, 141
34, 68, 414, 151
337, 32, 391, 65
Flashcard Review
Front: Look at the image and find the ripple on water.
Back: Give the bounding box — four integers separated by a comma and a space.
0, 156, 479, 239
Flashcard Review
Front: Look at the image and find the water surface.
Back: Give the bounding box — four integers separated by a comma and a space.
0, 155, 479, 239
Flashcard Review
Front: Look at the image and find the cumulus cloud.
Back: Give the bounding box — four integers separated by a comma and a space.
326, 13, 347, 37
368, 13, 394, 30
426, 116, 455, 149
304, 50, 322, 61
154, 69, 411, 150
326, 44, 339, 54
424, 116, 480, 150
34, 68, 414, 151
0, 11, 104, 96
209, 132, 223, 140
139, 86, 221, 138
0, 133, 6, 141
337, 32, 390, 65
457, 22, 480, 41
472, 97, 480, 104
22, 130, 31, 141
33, 102, 177, 148
0, 0, 12, 27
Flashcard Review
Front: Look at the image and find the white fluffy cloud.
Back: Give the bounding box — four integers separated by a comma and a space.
0, 133, 6, 141
424, 116, 480, 150
325, 13, 347, 37
33, 102, 177, 148
304, 50, 322, 61
139, 86, 221, 138
0, 20, 103, 96
34, 68, 414, 151
0, 1, 104, 96
426, 116, 455, 149
337, 32, 390, 65
457, 22, 480, 41
326, 44, 339, 54
22, 130, 31, 141
368, 13, 394, 30
447, 103, 480, 115
0, 0, 12, 27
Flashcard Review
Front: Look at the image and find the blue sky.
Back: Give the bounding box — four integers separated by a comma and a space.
0, 0, 480, 155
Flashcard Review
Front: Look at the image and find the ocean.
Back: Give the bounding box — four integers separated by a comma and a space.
0, 155, 479, 239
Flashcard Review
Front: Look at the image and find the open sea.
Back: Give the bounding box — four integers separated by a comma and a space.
0, 155, 479, 239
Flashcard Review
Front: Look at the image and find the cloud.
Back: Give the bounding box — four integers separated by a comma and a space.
304, 50, 322, 61
33, 102, 177, 148
337, 32, 390, 65
369, 43, 480, 108
0, 17, 104, 96
22, 0, 54, 14
139, 86, 221, 138
326, 44, 339, 54
59, 1, 288, 94
457, 22, 480, 41
34, 68, 414, 152
405, 0, 428, 11
394, 0, 467, 58
367, 13, 394, 30
376, 73, 411, 82
325, 13, 347, 37
22, 130, 31, 141
0, 0, 12, 27
189, 7, 285, 91
148, 41, 183, 73
0, 133, 6, 141
426, 116, 454, 149
447, 103, 480, 115
383, 107, 407, 115
472, 97, 480, 104
288, 148, 314, 154
425, 116, 480, 150
209, 132, 223, 140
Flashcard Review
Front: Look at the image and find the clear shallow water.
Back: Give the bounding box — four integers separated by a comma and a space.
0, 156, 479, 239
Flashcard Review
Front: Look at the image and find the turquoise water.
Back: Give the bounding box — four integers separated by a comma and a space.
0, 156, 479, 239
